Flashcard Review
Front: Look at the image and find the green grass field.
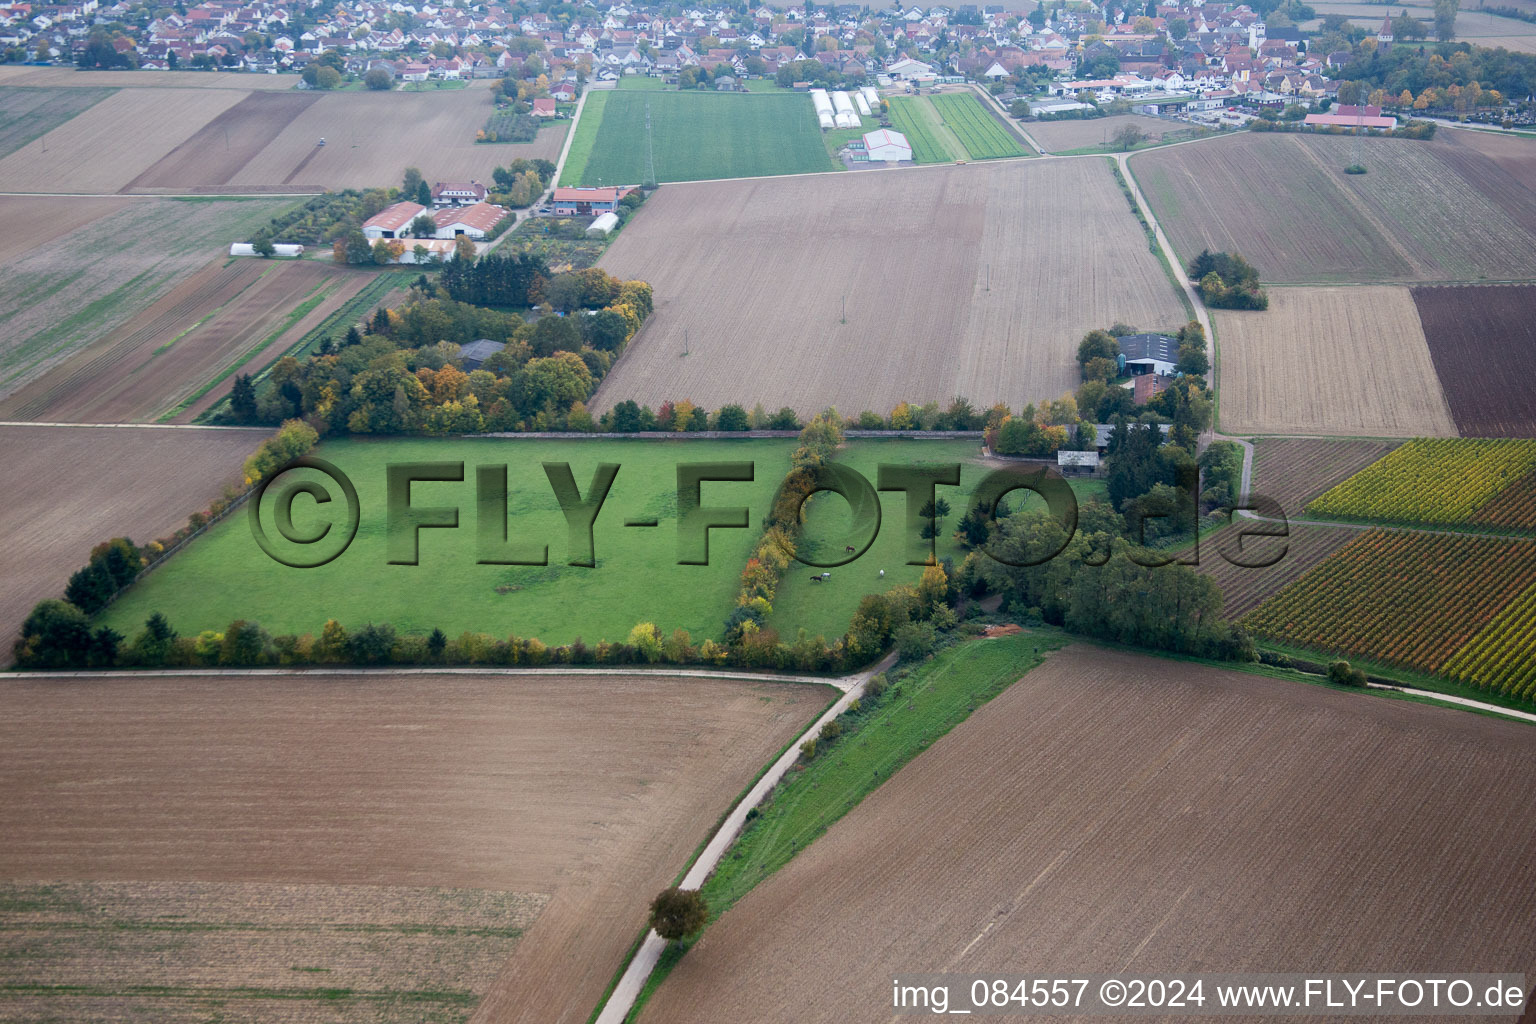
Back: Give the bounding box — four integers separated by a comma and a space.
885, 95, 962, 163
560, 89, 833, 186
102, 437, 796, 644
930, 92, 1025, 159
767, 439, 1106, 642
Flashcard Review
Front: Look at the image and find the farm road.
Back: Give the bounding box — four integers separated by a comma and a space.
591, 649, 900, 1024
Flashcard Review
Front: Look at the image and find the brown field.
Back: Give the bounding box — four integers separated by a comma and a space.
0, 880, 547, 1024
0, 87, 247, 193
1213, 286, 1456, 436
0, 67, 301, 89
640, 645, 1536, 1024
0, 195, 128, 264
1196, 521, 1361, 617
226, 88, 564, 191
1307, 0, 1536, 50
1131, 132, 1536, 283
125, 91, 322, 191
1413, 283, 1536, 437
0, 198, 295, 401
1249, 437, 1403, 515
595, 160, 1186, 417
0, 259, 372, 423
0, 84, 116, 158
0, 424, 270, 652
1024, 113, 1184, 152
0, 672, 830, 1024
1442, 127, 1536, 196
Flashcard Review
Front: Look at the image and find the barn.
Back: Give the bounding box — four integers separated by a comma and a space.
362, 201, 426, 240
433, 202, 509, 239
862, 129, 913, 163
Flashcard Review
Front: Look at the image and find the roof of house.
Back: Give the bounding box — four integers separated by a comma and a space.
1117, 332, 1178, 363
552, 186, 632, 202
363, 200, 426, 232
432, 180, 486, 197
1304, 112, 1397, 128
437, 202, 509, 233
862, 127, 912, 150
531, 96, 556, 111
459, 339, 506, 363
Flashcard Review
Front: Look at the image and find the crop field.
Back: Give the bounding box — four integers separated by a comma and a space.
100, 436, 801, 643
0, 424, 270, 653
0, 259, 372, 424
1443, 581, 1536, 699
0, 85, 115, 158
1306, 0, 1536, 51
929, 92, 1025, 159
0, 196, 128, 265
1249, 437, 1403, 516
1131, 132, 1536, 283
1212, 286, 1456, 436
561, 89, 832, 186
1439, 128, 1536, 196
595, 159, 1186, 416
1306, 438, 1536, 528
124, 91, 321, 191
1413, 284, 1536, 437
0, 198, 295, 401
0, 67, 299, 89
637, 645, 1536, 1024
0, 87, 246, 193
1025, 113, 1183, 153
1194, 522, 1360, 618
0, 671, 830, 1024
886, 95, 962, 162
0, 880, 545, 1024
1243, 529, 1536, 687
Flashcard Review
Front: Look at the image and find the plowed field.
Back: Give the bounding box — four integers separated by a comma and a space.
638, 645, 1536, 1024
1413, 283, 1536, 437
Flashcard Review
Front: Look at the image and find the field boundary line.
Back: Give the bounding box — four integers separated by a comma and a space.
591, 649, 898, 1024
1362, 681, 1536, 724
0, 191, 323, 199
0, 420, 272, 430
2, 665, 860, 689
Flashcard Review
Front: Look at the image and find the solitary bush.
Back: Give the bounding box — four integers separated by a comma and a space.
1328, 659, 1369, 688
818, 719, 843, 743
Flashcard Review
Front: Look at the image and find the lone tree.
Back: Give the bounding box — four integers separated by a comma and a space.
364, 66, 394, 90
648, 887, 708, 942
1112, 123, 1147, 151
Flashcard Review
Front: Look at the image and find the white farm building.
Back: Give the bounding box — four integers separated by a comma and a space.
862, 129, 912, 163
810, 88, 835, 129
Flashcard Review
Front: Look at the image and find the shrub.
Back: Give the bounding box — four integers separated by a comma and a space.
1327, 659, 1370, 688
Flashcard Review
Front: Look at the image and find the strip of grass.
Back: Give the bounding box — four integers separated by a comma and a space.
559, 90, 609, 186
886, 95, 962, 163
931, 92, 1024, 159
623, 632, 1063, 1021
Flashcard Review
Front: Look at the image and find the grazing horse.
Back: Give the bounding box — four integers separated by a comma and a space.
809, 574, 823, 583
844, 545, 857, 553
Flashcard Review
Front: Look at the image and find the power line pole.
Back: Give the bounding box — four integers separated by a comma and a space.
644, 99, 656, 187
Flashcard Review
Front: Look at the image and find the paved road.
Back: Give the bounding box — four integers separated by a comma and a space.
592, 649, 899, 1024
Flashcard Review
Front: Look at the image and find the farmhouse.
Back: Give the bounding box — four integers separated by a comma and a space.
1132, 372, 1177, 405
1117, 332, 1178, 376
552, 186, 636, 215
433, 202, 509, 239
362, 201, 427, 240
863, 128, 913, 163
1303, 111, 1398, 130
431, 181, 489, 208
885, 57, 937, 80
532, 97, 558, 117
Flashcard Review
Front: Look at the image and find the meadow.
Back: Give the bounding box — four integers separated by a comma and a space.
885, 95, 962, 163
929, 92, 1025, 159
561, 89, 833, 186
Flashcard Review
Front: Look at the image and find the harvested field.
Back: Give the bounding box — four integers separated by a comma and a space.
0, 67, 299, 89
0, 87, 247, 193
125, 91, 321, 191
1131, 132, 1536, 283
0, 880, 545, 1024
639, 645, 1536, 1024
227, 88, 559, 191
1413, 284, 1536, 436
0, 196, 127, 264
1249, 437, 1403, 516
1213, 286, 1456, 436
0, 259, 372, 423
0, 198, 295, 400
0, 423, 270, 653
595, 159, 1186, 416
0, 671, 831, 1024
0, 85, 115, 158
1026, 113, 1183, 152
1195, 521, 1360, 617
1440, 127, 1536, 195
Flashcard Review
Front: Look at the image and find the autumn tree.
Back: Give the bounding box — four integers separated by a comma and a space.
648, 887, 708, 942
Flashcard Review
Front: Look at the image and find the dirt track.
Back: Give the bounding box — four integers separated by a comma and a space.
0, 671, 830, 1024
640, 645, 1536, 1024
596, 160, 1186, 417
0, 423, 268, 652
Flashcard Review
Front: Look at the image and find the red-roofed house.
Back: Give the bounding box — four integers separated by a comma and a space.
431, 181, 488, 207
362, 201, 427, 239
531, 97, 557, 117
551, 186, 636, 215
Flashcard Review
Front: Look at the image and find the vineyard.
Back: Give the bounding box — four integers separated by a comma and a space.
1442, 582, 1536, 699
1305, 438, 1536, 528
886, 97, 954, 164
1249, 438, 1402, 517
931, 93, 1024, 159
1243, 530, 1536, 686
